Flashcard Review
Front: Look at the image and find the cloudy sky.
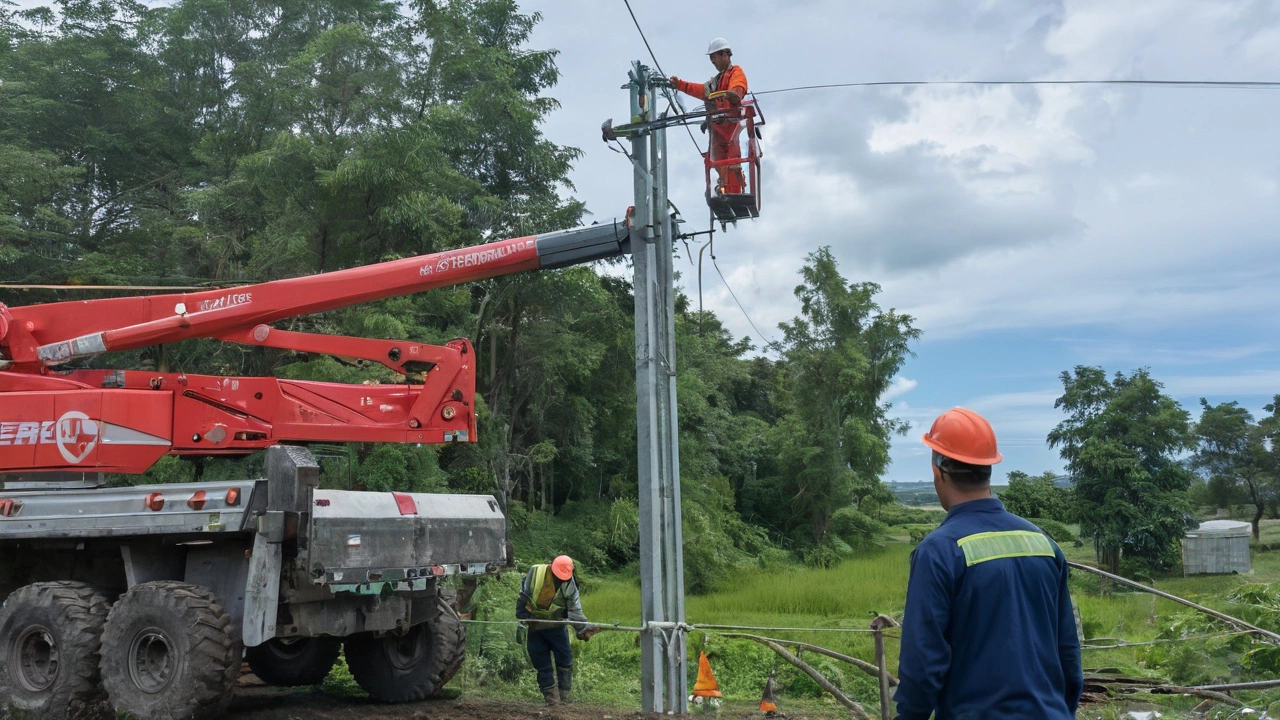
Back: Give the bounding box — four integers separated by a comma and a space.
520, 0, 1280, 486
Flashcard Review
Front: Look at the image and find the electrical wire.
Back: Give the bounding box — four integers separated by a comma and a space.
1080, 630, 1256, 651
710, 249, 780, 353
619, 0, 704, 154
460, 617, 890, 635
753, 79, 1280, 96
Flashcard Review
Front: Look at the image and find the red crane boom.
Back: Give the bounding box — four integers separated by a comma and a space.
0, 221, 630, 475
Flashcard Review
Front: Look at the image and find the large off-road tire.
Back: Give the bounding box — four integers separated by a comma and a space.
245, 636, 341, 686
343, 597, 466, 702
0, 581, 111, 720
99, 581, 240, 720
434, 597, 467, 686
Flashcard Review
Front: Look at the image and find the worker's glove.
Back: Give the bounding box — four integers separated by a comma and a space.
575, 625, 602, 642
669, 75, 680, 87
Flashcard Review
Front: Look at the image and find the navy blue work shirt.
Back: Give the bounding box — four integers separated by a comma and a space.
895, 497, 1083, 720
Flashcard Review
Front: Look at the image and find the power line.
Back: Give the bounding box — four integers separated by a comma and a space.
710, 250, 779, 353
619, 0, 703, 154
753, 79, 1280, 96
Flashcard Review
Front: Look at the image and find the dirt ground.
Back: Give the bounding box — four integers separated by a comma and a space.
229, 686, 635, 720
228, 687, 843, 720
228, 682, 843, 720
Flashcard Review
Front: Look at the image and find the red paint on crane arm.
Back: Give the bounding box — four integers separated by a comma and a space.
3, 236, 539, 363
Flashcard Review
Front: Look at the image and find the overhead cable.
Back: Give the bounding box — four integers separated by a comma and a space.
710, 251, 780, 354
619, 0, 704, 154
753, 79, 1280, 96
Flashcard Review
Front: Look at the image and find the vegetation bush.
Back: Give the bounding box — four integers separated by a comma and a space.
879, 505, 946, 527
829, 506, 889, 549
999, 471, 1073, 522
460, 571, 528, 684
906, 524, 936, 544
1026, 518, 1081, 546
1140, 613, 1245, 686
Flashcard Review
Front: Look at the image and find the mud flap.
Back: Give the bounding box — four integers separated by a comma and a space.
242, 530, 281, 647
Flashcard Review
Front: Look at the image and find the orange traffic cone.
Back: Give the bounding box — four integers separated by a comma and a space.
759, 670, 778, 716
692, 651, 723, 698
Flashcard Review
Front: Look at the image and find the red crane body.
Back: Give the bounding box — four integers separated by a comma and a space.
0, 222, 630, 474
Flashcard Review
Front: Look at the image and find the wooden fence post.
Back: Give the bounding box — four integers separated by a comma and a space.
870, 614, 900, 720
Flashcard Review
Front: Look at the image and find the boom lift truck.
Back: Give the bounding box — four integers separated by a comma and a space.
0, 221, 630, 719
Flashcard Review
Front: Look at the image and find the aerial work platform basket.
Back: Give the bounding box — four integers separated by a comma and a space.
703, 96, 762, 225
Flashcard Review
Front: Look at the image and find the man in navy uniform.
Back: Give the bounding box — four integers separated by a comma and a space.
895, 408, 1083, 719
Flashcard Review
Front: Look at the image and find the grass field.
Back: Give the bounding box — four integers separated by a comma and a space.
437, 518, 1280, 718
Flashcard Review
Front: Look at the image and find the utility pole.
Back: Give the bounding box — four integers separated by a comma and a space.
626, 60, 687, 715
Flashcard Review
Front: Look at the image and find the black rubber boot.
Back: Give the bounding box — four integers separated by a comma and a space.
557, 667, 573, 703
542, 686, 560, 706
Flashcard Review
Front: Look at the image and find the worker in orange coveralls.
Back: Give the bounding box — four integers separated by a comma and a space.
670, 37, 748, 194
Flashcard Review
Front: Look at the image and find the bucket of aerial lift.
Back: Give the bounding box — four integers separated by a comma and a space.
704, 96, 763, 227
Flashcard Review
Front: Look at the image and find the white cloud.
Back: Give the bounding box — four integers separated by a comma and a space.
521, 0, 1280, 485
883, 376, 919, 402
1164, 372, 1280, 399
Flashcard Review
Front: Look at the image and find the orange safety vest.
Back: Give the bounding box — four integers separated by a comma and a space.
674, 65, 748, 121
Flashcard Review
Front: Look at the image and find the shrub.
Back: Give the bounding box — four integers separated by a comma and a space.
458, 572, 528, 683
1026, 518, 1080, 546
1140, 613, 1243, 686
1000, 471, 1072, 522
879, 505, 946, 527
906, 524, 936, 544
829, 506, 889, 549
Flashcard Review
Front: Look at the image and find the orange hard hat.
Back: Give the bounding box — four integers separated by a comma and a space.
551, 555, 574, 581
921, 407, 1003, 466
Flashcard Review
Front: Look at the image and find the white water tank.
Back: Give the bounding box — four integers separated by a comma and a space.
1182, 520, 1251, 575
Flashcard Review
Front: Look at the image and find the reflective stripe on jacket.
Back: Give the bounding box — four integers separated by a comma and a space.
518, 563, 589, 632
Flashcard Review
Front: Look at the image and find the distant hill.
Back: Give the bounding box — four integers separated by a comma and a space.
890, 481, 939, 506
890, 475, 1071, 506
891, 479, 1069, 506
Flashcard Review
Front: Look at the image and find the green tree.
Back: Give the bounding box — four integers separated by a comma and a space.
769, 246, 920, 547
1048, 367, 1195, 574
1000, 470, 1071, 522
1, 0, 196, 286
1192, 400, 1277, 540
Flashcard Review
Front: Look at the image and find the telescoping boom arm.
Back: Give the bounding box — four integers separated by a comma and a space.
0, 221, 630, 475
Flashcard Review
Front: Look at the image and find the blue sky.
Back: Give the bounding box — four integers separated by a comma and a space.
519, 0, 1280, 486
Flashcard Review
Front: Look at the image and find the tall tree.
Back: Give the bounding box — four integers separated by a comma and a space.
1192, 400, 1277, 540
1, 0, 195, 286
1000, 470, 1071, 522
768, 246, 920, 547
1048, 367, 1195, 574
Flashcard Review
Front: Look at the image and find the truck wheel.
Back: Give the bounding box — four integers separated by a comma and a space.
100, 581, 240, 720
343, 598, 467, 702
0, 582, 111, 719
245, 637, 341, 686
434, 597, 467, 686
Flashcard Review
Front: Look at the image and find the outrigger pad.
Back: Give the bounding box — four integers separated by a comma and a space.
707, 192, 759, 223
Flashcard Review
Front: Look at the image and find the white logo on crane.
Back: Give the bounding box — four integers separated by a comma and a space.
55, 411, 99, 464
0, 411, 99, 463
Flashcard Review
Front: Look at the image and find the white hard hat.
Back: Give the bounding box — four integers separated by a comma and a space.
706, 37, 731, 55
